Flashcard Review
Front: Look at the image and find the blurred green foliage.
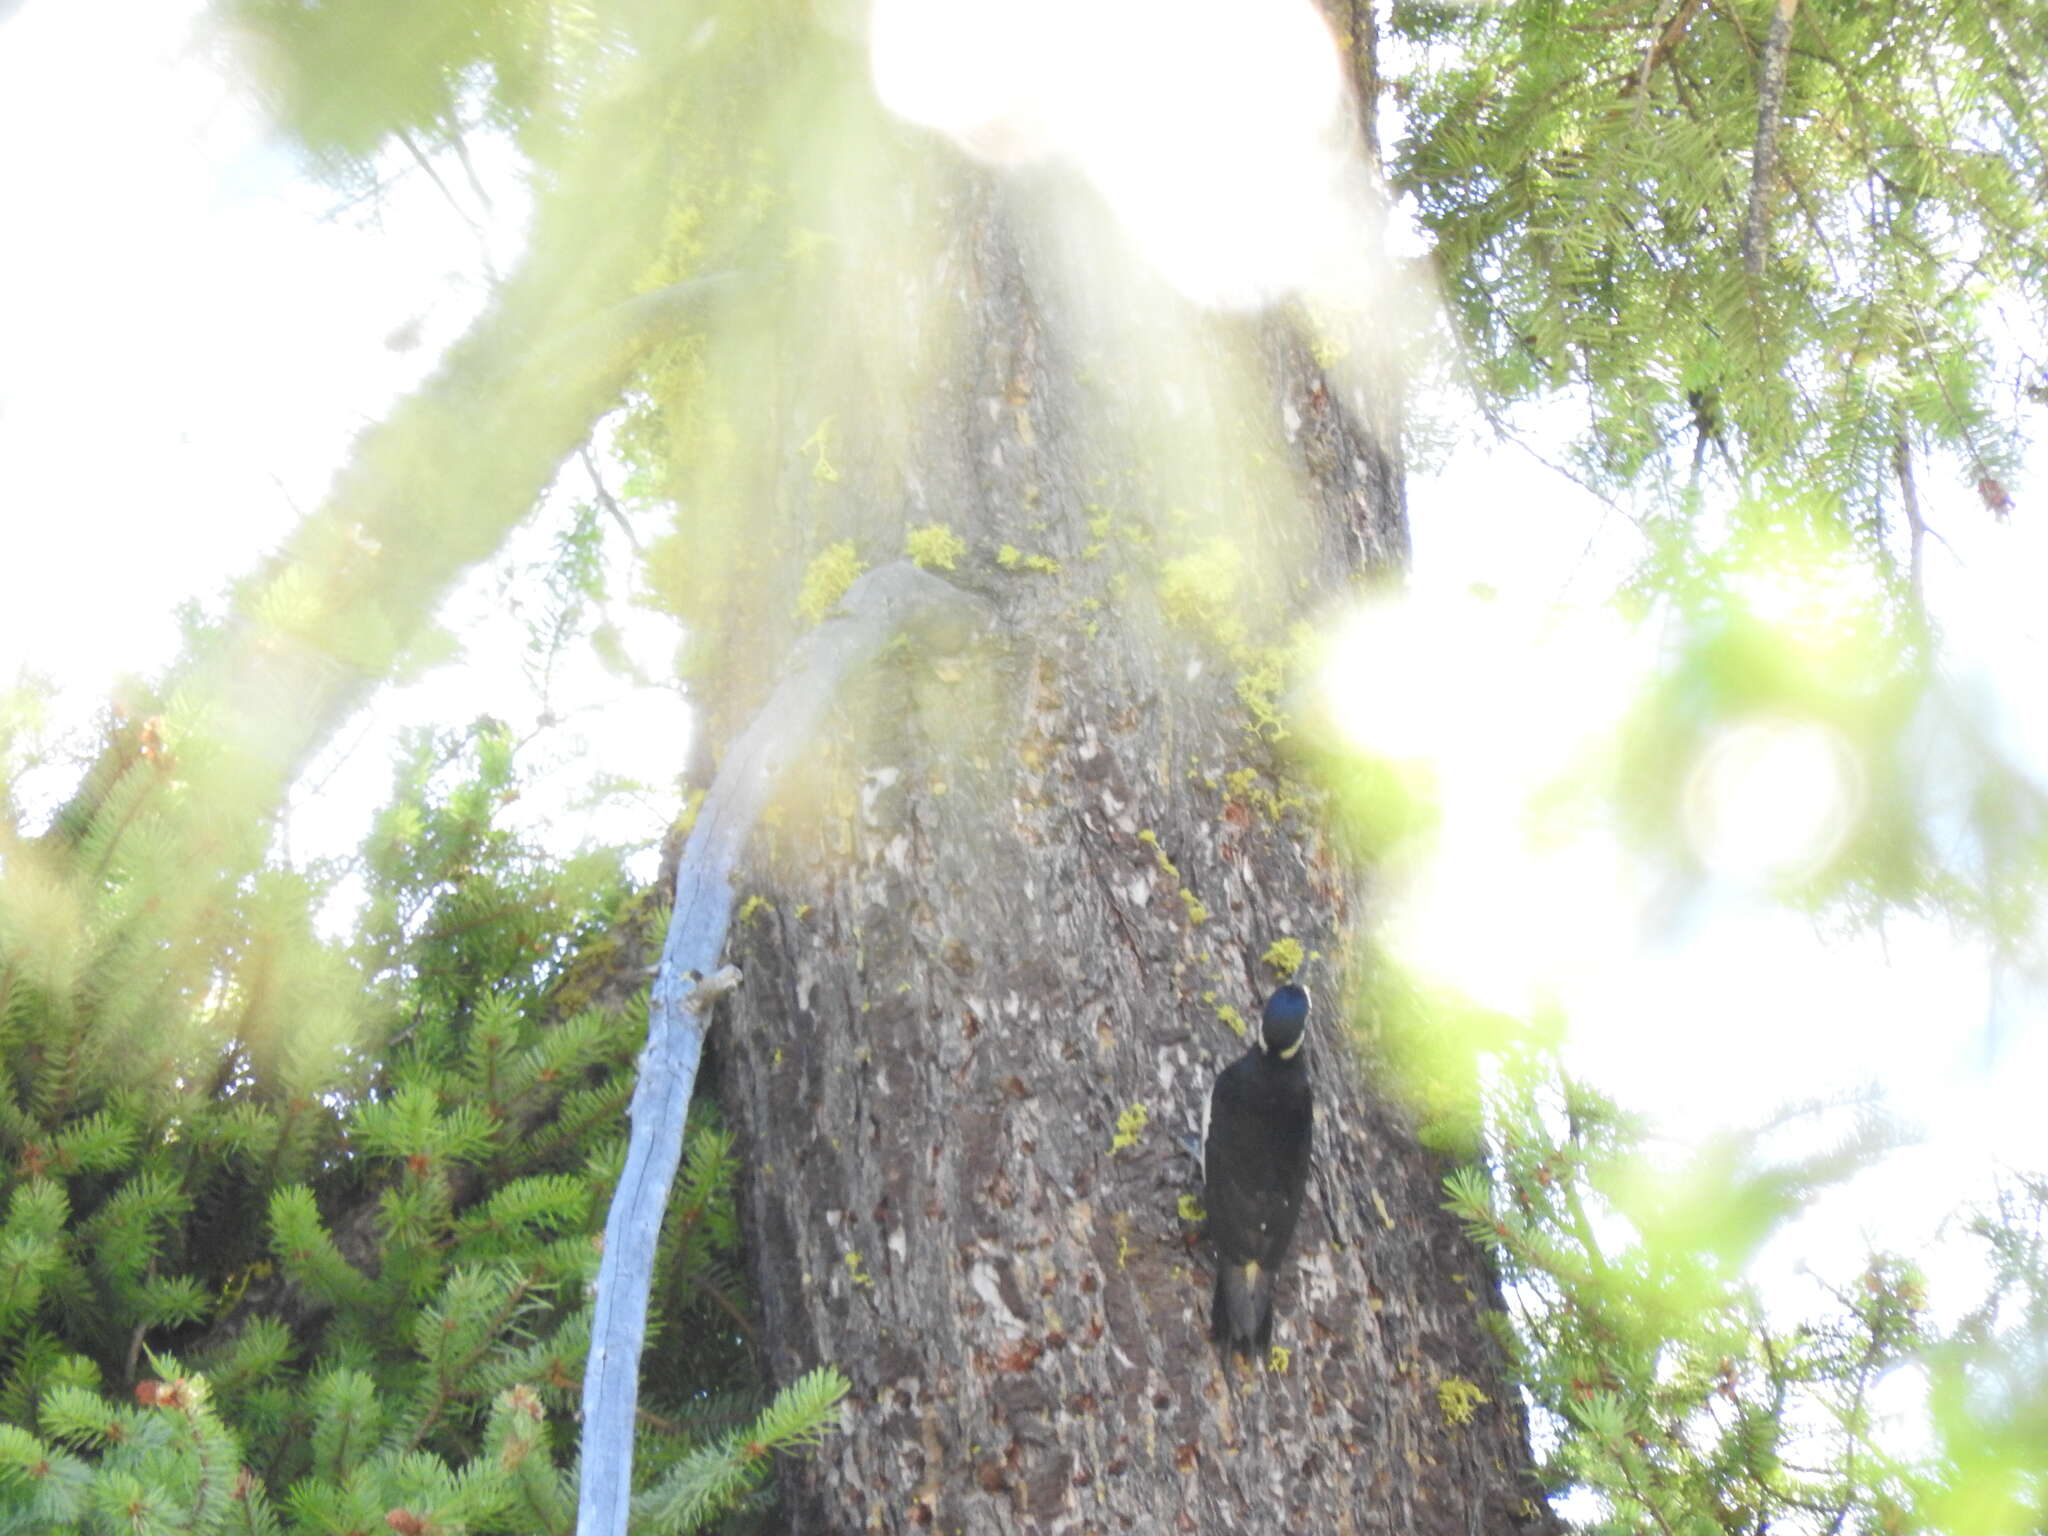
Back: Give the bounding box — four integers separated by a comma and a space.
1924, 1176, 2048, 1535
1430, 1042, 2048, 1536
1442, 1042, 1919, 1536
0, 697, 840, 1534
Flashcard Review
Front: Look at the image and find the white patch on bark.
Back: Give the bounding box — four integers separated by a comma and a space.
861, 764, 900, 823
969, 1259, 1020, 1320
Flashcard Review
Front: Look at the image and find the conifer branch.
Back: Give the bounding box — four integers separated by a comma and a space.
1741, 0, 1800, 279
1630, 0, 1707, 99
1619, 1453, 1684, 1536
1893, 429, 1927, 608
579, 447, 642, 554
396, 127, 497, 282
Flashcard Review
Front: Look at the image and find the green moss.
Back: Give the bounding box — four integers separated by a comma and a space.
1237, 622, 1319, 741
799, 416, 841, 483
1157, 537, 1247, 650
905, 523, 967, 571
1137, 829, 1179, 879
673, 788, 705, 837
1437, 1375, 1490, 1426
1262, 938, 1305, 979
1158, 551, 1319, 739
1177, 1195, 1206, 1222
997, 544, 1062, 575
1180, 890, 1209, 926
1236, 647, 1290, 741
1268, 1345, 1293, 1373
1223, 767, 1308, 823
1111, 1102, 1149, 1152
797, 541, 865, 623
737, 895, 774, 924
844, 1251, 873, 1289
1216, 1005, 1248, 1038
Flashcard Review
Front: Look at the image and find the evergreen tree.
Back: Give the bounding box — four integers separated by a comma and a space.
0, 699, 844, 1534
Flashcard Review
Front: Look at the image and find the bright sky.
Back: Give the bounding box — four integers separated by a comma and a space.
5, 0, 2046, 1408
0, 0, 687, 880
1394, 415, 2048, 1332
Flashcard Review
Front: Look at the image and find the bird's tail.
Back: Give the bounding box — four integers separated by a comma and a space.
1212, 1260, 1274, 1356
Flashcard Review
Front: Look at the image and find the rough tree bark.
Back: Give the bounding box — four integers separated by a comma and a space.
666, 13, 1559, 1533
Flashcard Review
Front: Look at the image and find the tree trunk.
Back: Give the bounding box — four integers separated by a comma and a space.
678, 22, 1555, 1530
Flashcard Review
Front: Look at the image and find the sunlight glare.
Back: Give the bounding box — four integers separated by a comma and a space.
1319, 592, 1645, 777
868, 0, 1056, 161
1394, 819, 1640, 1017
1683, 717, 1863, 884
1733, 556, 1869, 656
1320, 592, 1652, 1013
1318, 597, 1468, 763
869, 0, 1363, 308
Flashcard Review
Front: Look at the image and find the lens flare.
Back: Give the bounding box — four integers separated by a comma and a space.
1684, 717, 1863, 883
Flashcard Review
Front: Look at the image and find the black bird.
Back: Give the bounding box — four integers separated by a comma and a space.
1203, 983, 1313, 1357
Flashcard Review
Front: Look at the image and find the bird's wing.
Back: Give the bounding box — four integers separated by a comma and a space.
1204, 1064, 1280, 1260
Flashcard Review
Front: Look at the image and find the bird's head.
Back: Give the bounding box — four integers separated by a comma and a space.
1259, 983, 1311, 1059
